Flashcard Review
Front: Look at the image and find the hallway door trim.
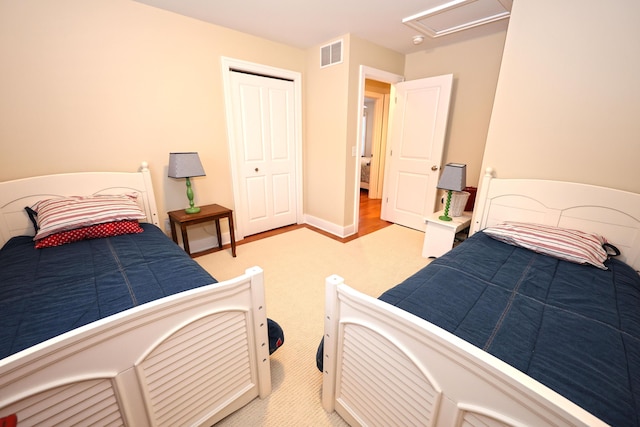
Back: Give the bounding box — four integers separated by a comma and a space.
353, 66, 404, 234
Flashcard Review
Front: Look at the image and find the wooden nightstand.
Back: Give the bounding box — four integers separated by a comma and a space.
422, 210, 472, 258
168, 204, 236, 258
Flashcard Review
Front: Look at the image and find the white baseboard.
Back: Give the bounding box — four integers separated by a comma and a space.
187, 232, 234, 254
304, 214, 355, 239
169, 216, 357, 252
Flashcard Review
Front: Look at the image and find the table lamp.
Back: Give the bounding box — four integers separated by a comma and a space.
168, 152, 206, 214
437, 163, 466, 221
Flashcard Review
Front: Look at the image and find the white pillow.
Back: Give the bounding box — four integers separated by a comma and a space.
482, 222, 609, 270
32, 194, 146, 240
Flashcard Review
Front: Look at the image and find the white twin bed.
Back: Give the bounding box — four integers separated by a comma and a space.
0, 163, 272, 426
321, 168, 640, 427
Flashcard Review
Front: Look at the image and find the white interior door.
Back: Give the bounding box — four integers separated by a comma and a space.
381, 74, 453, 231
229, 71, 297, 237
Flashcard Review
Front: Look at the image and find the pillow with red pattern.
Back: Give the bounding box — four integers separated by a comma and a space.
35, 220, 143, 248
31, 194, 146, 241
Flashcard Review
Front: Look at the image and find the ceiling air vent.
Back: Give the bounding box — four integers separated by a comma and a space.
320, 40, 343, 68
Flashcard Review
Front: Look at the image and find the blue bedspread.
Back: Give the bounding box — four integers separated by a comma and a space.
377, 231, 640, 427
0, 224, 217, 359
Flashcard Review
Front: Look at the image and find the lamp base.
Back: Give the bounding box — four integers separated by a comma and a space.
439, 189, 453, 221
183, 177, 200, 214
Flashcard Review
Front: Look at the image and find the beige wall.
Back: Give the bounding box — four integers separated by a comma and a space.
482, 0, 640, 193
306, 30, 506, 230
0, 1, 405, 234
9, 1, 631, 237
303, 34, 404, 232
0, 0, 305, 230
303, 36, 350, 229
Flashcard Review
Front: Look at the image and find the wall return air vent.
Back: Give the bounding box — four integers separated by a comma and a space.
320, 40, 343, 68
403, 0, 512, 38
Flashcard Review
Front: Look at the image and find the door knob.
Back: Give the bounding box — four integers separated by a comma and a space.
431, 165, 438, 171
255, 168, 259, 172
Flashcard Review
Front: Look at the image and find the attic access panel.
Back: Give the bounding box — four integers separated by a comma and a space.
403, 0, 512, 38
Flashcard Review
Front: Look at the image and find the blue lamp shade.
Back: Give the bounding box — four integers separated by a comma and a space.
437, 163, 466, 221
168, 152, 206, 214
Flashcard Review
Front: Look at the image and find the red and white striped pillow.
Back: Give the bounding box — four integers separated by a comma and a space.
482, 222, 609, 269
32, 194, 146, 241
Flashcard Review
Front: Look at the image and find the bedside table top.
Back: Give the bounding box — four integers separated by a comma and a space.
168, 204, 232, 223
426, 210, 472, 231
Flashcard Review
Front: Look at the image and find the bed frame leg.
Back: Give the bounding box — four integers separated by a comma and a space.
246, 266, 272, 398
322, 274, 344, 412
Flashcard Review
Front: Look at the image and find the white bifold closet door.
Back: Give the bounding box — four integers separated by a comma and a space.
229, 71, 297, 237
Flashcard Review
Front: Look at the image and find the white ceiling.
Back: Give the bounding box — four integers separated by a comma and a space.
134, 0, 511, 55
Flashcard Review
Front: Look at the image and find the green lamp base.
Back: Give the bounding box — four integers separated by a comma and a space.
184, 177, 200, 214
439, 189, 453, 221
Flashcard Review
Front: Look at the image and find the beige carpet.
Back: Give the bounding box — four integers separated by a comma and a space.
196, 224, 432, 426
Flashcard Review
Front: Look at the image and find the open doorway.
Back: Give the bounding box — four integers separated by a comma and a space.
361, 80, 391, 200
354, 66, 402, 234
358, 82, 390, 233
354, 67, 453, 233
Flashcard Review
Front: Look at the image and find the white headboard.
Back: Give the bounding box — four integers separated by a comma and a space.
470, 168, 640, 272
0, 162, 159, 247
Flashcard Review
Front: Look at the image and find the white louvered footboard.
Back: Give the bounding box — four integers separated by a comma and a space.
338, 324, 442, 426
0, 379, 124, 426
138, 311, 255, 426
322, 275, 607, 427
0, 267, 270, 427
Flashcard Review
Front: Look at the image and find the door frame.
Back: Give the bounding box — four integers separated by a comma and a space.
221, 57, 303, 240
353, 66, 404, 233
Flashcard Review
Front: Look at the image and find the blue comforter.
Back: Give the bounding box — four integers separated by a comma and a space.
0, 224, 217, 359
318, 231, 640, 427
